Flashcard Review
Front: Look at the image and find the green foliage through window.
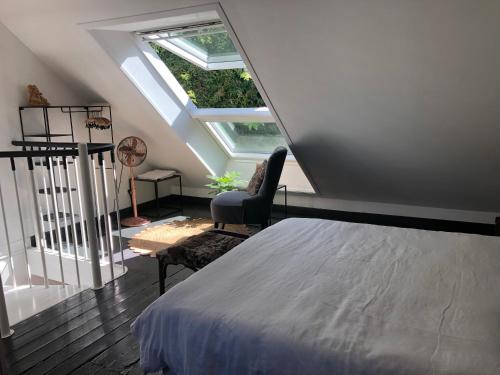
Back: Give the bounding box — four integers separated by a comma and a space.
186, 33, 236, 56
151, 43, 266, 108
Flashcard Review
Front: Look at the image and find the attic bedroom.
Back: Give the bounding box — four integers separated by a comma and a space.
0, 1, 499, 374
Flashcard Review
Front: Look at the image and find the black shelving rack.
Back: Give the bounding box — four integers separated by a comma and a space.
18, 105, 114, 143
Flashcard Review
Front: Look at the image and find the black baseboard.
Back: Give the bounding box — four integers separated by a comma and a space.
284, 205, 494, 235
31, 194, 496, 247
142, 194, 495, 236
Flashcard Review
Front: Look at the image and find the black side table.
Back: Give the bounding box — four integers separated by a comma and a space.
130, 174, 183, 219
271, 184, 287, 221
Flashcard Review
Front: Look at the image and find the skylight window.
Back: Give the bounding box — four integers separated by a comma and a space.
208, 122, 289, 155
150, 42, 265, 108
139, 21, 244, 70
138, 15, 291, 157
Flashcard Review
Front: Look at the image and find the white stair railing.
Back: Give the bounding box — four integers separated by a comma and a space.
0, 141, 124, 338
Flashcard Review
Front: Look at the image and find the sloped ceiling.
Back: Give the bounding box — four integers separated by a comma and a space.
221, 0, 500, 212
0, 0, 223, 189
2, 0, 500, 212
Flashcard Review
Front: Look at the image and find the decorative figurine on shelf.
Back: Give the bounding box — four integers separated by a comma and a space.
27, 84, 50, 106
85, 110, 112, 130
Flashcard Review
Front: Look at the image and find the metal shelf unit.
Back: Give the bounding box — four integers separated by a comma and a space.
18, 105, 114, 143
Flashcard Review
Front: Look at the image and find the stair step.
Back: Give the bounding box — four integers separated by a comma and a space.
43, 212, 79, 222
38, 187, 77, 194
35, 160, 74, 167
24, 133, 72, 138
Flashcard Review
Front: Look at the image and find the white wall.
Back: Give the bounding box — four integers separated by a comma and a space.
1, 1, 500, 224
227, 158, 313, 193
0, 22, 85, 263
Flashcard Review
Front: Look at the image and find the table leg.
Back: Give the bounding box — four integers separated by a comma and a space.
284, 185, 288, 218
179, 175, 183, 212
155, 181, 159, 218
158, 261, 167, 295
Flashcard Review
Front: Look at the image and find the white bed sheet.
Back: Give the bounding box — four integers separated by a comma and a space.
131, 218, 500, 374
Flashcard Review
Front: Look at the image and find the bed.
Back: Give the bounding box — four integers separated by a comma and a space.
131, 218, 500, 374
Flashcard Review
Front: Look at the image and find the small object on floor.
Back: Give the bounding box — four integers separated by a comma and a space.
128, 217, 248, 257
136, 169, 176, 180
156, 230, 248, 295
121, 215, 150, 227
27, 84, 50, 106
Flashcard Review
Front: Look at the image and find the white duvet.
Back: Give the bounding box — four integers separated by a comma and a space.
131, 218, 500, 374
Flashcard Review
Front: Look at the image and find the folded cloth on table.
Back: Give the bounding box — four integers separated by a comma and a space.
136, 169, 177, 181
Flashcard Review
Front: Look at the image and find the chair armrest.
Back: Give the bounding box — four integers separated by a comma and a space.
242, 194, 270, 223
242, 194, 266, 206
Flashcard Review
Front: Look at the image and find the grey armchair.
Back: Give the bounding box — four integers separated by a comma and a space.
210, 146, 288, 229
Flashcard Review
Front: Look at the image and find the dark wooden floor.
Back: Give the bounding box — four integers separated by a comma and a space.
0, 197, 495, 375
1, 258, 191, 375
0, 202, 211, 375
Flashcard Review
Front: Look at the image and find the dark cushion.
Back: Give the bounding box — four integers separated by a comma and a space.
246, 160, 267, 196
210, 190, 251, 224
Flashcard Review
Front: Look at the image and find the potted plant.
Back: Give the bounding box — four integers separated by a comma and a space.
205, 171, 245, 195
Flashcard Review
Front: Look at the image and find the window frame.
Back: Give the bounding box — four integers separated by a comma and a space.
138, 21, 245, 71
153, 39, 245, 71
191, 108, 293, 159
133, 7, 294, 159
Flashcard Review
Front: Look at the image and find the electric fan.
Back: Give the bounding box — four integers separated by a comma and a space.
117, 136, 150, 227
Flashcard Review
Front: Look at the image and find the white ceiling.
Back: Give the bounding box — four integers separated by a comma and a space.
1, 0, 500, 212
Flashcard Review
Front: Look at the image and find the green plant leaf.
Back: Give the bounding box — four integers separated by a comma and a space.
204, 171, 246, 194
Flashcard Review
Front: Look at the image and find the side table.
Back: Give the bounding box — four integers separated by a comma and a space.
271, 184, 287, 221
131, 174, 183, 219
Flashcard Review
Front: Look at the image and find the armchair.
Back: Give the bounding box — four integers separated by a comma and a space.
210, 146, 287, 229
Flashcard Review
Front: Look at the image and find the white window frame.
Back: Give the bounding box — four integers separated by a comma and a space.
138, 20, 245, 71
82, 3, 315, 193
192, 108, 294, 160
154, 39, 244, 71
139, 40, 292, 159
133, 5, 294, 159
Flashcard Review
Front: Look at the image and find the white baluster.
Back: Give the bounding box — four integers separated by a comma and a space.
11, 158, 32, 287
63, 156, 81, 287
0, 184, 16, 288
48, 158, 65, 284
78, 144, 103, 289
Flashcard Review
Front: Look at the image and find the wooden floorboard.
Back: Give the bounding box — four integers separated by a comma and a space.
10, 289, 95, 337
45, 269, 193, 375
19, 288, 156, 375
1, 249, 192, 375
10, 270, 162, 364
9, 271, 154, 350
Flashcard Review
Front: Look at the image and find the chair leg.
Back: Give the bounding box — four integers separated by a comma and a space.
214, 222, 219, 229
159, 262, 167, 295
221, 223, 225, 230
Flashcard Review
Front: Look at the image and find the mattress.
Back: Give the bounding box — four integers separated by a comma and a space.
131, 218, 500, 374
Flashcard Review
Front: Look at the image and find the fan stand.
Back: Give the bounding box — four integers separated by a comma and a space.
121, 166, 150, 227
